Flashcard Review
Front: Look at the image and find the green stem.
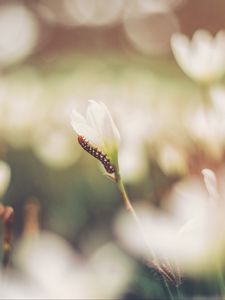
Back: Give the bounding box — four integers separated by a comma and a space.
175, 284, 183, 300
116, 171, 157, 262
115, 169, 175, 300
163, 279, 175, 300
215, 256, 225, 297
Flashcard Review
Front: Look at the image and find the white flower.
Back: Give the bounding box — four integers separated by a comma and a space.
171, 30, 225, 84
71, 100, 120, 166
184, 90, 225, 161
0, 232, 134, 299
115, 168, 225, 275
33, 126, 81, 169
157, 144, 187, 176
0, 161, 10, 198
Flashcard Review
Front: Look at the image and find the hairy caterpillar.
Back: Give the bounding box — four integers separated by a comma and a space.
78, 136, 115, 174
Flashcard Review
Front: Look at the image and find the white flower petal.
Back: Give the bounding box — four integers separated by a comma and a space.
71, 100, 120, 160
0, 161, 10, 198
171, 33, 190, 63
213, 31, 225, 71
214, 30, 225, 47
100, 102, 120, 145
71, 110, 99, 144
191, 30, 212, 50
171, 29, 225, 83
71, 120, 101, 145
86, 100, 106, 135
71, 110, 86, 131
201, 168, 219, 200
171, 33, 192, 75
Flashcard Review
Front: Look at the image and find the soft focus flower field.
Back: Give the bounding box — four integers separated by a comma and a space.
1, 0, 225, 299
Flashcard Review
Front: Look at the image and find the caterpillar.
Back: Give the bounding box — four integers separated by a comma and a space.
78, 136, 115, 174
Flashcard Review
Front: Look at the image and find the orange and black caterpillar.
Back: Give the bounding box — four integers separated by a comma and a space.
78, 136, 115, 174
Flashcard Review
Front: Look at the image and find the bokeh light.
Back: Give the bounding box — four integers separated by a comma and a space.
124, 11, 180, 55
0, 3, 39, 66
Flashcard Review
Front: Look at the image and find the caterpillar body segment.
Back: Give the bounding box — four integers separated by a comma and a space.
78, 136, 115, 174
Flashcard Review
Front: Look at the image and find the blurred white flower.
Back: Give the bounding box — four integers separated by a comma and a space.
0, 232, 134, 299
115, 168, 225, 275
124, 0, 186, 17
157, 144, 187, 176
0, 75, 45, 149
0, 161, 10, 198
202, 168, 219, 201
64, 0, 123, 26
124, 10, 180, 56
71, 100, 120, 166
119, 142, 148, 183
185, 100, 225, 160
171, 30, 225, 84
112, 99, 151, 182
33, 126, 81, 169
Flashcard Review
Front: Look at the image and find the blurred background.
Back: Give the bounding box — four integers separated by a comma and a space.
0, 0, 225, 299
